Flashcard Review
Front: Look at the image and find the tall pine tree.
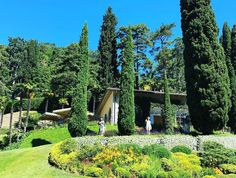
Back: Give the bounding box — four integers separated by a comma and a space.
68, 24, 89, 137
118, 29, 135, 135
221, 23, 236, 133
180, 0, 231, 134
98, 7, 118, 91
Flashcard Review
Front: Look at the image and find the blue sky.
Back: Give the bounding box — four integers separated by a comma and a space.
0, 0, 235, 50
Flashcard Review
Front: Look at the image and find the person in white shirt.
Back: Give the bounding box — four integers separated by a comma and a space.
145, 116, 152, 134
97, 117, 105, 136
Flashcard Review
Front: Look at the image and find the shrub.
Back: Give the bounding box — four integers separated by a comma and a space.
171, 145, 192, 154
83, 166, 103, 177
200, 168, 216, 177
175, 170, 192, 178
219, 164, 236, 174
59, 139, 77, 154
115, 167, 131, 178
117, 144, 142, 155
160, 158, 174, 171
142, 144, 171, 159
48, 139, 79, 171
167, 171, 179, 178
214, 167, 223, 175
156, 171, 168, 178
78, 144, 103, 161
92, 145, 142, 167
202, 141, 225, 151
131, 162, 149, 176
173, 152, 202, 176
199, 141, 236, 168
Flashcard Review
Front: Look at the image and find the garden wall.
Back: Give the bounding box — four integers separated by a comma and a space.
75, 135, 236, 150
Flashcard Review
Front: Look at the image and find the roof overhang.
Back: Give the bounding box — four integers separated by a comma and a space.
96, 88, 187, 115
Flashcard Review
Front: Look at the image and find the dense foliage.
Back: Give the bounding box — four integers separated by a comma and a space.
229, 24, 236, 132
118, 29, 135, 135
98, 7, 119, 91
221, 23, 236, 133
68, 24, 89, 137
163, 71, 174, 134
200, 141, 236, 168
180, 0, 231, 134
171, 145, 192, 155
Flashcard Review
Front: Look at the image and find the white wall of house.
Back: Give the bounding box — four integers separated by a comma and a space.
100, 92, 114, 123
99, 91, 120, 124
113, 93, 119, 124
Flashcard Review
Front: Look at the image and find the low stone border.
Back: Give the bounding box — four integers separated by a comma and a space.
75, 135, 236, 150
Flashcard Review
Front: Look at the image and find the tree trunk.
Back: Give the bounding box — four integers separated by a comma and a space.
135, 63, 139, 89
24, 96, 31, 133
17, 96, 23, 141
0, 109, 5, 135
61, 104, 64, 109
9, 104, 14, 145
45, 97, 49, 113
93, 96, 96, 114
18, 96, 23, 128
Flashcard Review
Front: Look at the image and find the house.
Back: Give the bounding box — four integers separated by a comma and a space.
96, 88, 187, 127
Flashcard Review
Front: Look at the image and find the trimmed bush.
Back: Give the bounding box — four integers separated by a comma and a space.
202, 141, 225, 151
171, 145, 192, 154
143, 144, 171, 159
200, 141, 236, 167
219, 164, 236, 174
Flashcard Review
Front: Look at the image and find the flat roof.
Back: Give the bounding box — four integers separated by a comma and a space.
96, 88, 187, 115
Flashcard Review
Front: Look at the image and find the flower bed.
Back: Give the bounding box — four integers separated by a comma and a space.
49, 138, 225, 177
48, 136, 236, 177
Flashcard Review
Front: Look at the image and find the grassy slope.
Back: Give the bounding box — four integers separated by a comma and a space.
20, 127, 71, 148
0, 145, 82, 178
19, 123, 118, 148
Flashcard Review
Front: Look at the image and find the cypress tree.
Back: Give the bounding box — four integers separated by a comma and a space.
163, 71, 174, 134
180, 0, 231, 134
232, 25, 236, 71
221, 23, 236, 132
118, 29, 135, 135
68, 24, 89, 137
98, 7, 118, 91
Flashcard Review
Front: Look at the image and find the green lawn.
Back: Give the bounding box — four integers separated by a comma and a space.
0, 145, 82, 178
19, 122, 118, 148
19, 127, 71, 148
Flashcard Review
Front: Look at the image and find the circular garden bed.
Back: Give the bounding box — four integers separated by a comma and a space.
48, 136, 236, 178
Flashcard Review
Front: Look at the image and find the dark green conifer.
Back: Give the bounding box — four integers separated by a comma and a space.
163, 71, 173, 134
221, 23, 236, 133
180, 0, 231, 134
98, 7, 119, 91
68, 24, 89, 137
232, 25, 236, 71
118, 29, 135, 135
